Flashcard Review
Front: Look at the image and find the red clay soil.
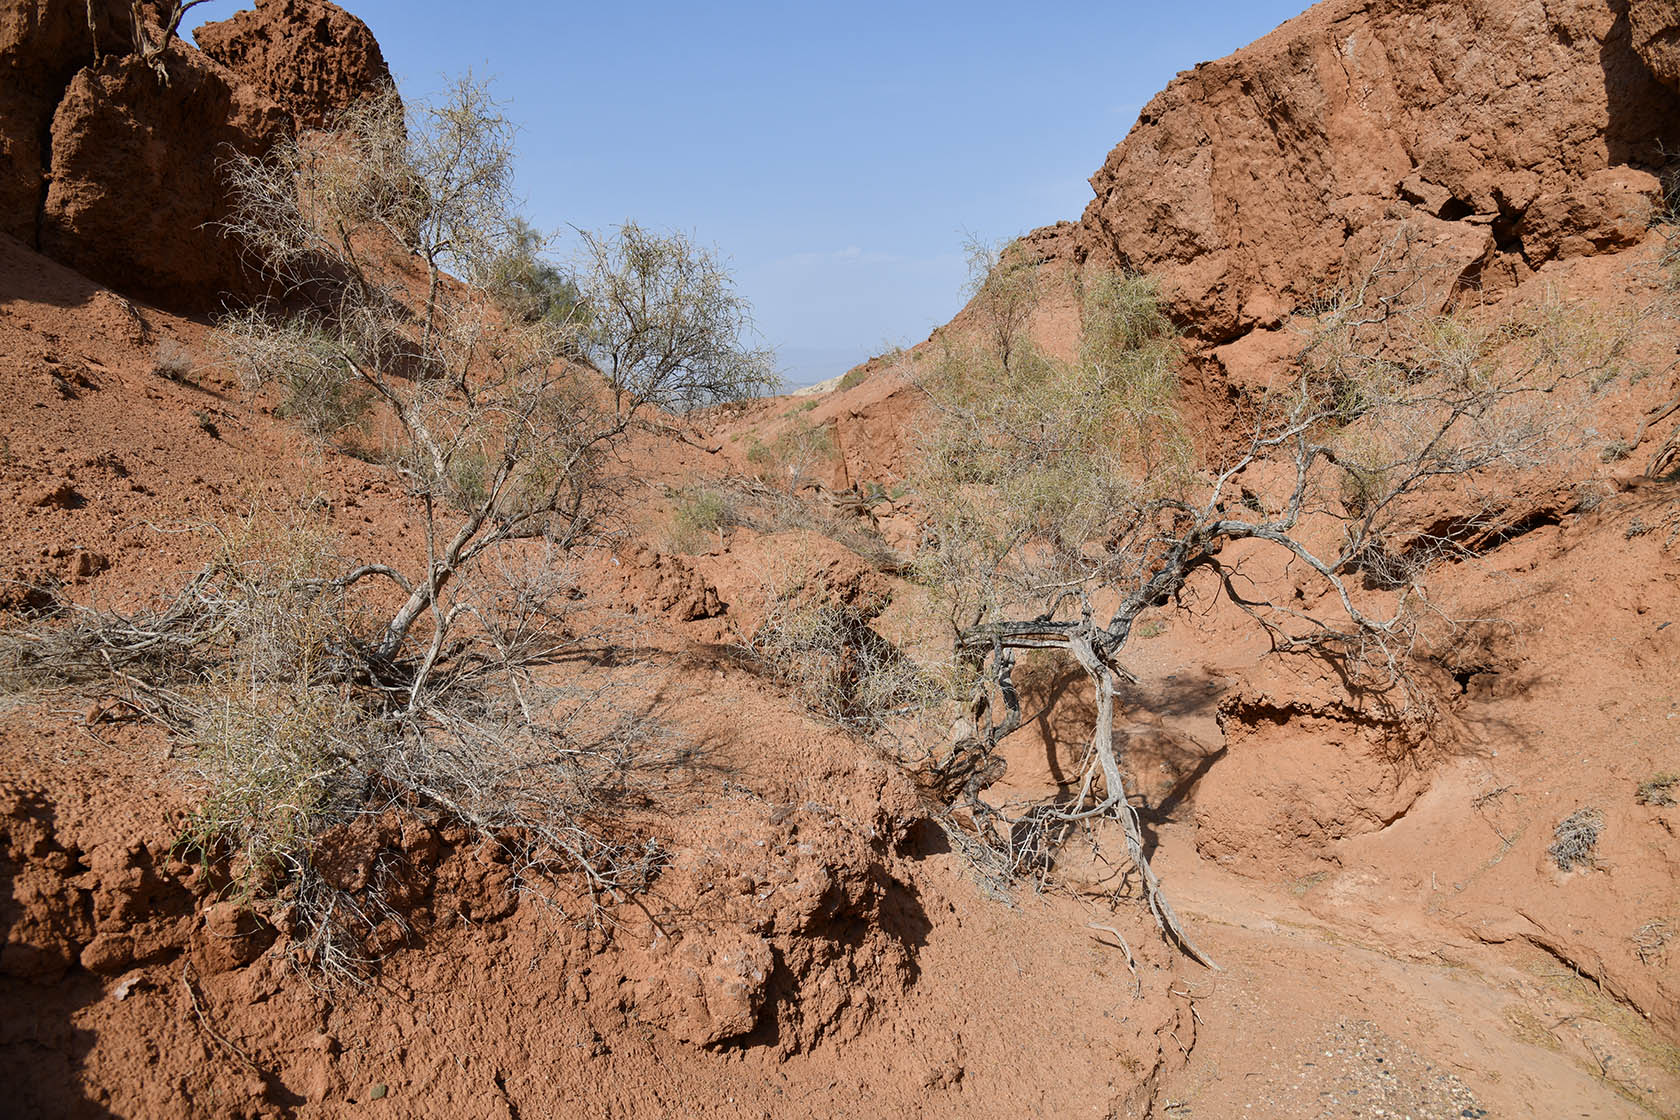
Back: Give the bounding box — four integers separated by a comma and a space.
5, 216, 1677, 1115
4, 0, 1680, 1114
0, 230, 1204, 1118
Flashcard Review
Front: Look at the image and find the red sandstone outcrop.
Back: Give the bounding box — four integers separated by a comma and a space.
39, 46, 291, 306
1055, 0, 1680, 344
0, 0, 394, 310
195, 0, 392, 131
0, 0, 137, 244
1630, 0, 1680, 90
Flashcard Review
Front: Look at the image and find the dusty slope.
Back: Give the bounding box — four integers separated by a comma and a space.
3, 0, 1680, 1116
0, 229, 1201, 1118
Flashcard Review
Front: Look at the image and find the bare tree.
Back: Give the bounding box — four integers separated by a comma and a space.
219, 80, 772, 699
0, 76, 780, 970
219, 80, 610, 693
915, 251, 1627, 966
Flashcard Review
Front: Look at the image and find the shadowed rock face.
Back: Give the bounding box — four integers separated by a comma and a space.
0, 0, 140, 244
1053, 0, 1680, 345
1630, 0, 1680, 89
38, 46, 292, 307
0, 0, 393, 311
195, 0, 392, 131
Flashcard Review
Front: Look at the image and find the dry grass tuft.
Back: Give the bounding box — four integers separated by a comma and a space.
1632, 919, 1673, 965
1548, 807, 1604, 871
1635, 772, 1678, 807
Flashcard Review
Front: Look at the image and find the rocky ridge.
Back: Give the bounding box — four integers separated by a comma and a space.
0, 0, 387, 308
1028, 0, 1680, 360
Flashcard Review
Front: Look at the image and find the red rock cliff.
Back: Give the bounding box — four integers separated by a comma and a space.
1046, 0, 1680, 345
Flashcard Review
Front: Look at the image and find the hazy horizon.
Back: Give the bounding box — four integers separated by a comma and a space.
196, 0, 1311, 387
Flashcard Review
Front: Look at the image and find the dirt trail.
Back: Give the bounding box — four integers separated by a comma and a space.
1102, 640, 1680, 1120
1154, 826, 1670, 1118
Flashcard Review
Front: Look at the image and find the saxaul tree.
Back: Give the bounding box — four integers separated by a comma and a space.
575, 221, 780, 424
0, 74, 789, 963
218, 78, 773, 703
914, 247, 1625, 966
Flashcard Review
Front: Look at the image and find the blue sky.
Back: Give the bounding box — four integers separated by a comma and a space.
198, 1, 1310, 385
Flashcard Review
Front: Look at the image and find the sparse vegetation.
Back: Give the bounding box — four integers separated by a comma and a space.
667, 486, 734, 553
742, 571, 940, 734
745, 417, 837, 490
2, 512, 673, 978
961, 233, 1041, 371
838, 367, 869, 391
0, 75, 774, 975
1632, 919, 1673, 965
1635, 772, 1679, 807
152, 339, 196, 382
486, 217, 589, 334
1548, 807, 1603, 871
575, 221, 781, 421
906, 240, 1626, 965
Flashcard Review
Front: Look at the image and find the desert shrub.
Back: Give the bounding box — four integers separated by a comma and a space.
217, 310, 372, 441
667, 487, 734, 553
743, 577, 940, 734
1636, 772, 1679, 807
152, 339, 196, 382
963, 234, 1041, 370
914, 273, 1189, 635
220, 76, 772, 671
910, 252, 1632, 965
1633, 919, 1673, 965
3, 512, 672, 978
485, 217, 589, 334
838, 367, 869, 391
1548, 807, 1604, 870
745, 417, 836, 490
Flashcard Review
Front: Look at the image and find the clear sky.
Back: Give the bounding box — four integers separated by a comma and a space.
198, 1, 1310, 385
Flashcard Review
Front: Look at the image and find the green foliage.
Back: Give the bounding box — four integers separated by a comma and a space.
745, 417, 837, 489
577, 222, 782, 416
839, 367, 870, 391
668, 487, 734, 553
485, 217, 590, 331
914, 268, 1187, 630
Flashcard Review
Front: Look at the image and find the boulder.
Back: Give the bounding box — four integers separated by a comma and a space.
1518, 166, 1663, 265
1629, 0, 1680, 91
39, 46, 291, 308
1059, 0, 1680, 343
195, 0, 393, 131
0, 0, 137, 243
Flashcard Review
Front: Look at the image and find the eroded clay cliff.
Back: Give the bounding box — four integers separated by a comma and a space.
1051, 0, 1680, 349
0, 0, 388, 309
